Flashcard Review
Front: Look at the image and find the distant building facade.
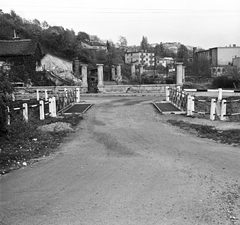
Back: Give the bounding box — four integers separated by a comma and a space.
233, 56, 240, 72
195, 45, 240, 76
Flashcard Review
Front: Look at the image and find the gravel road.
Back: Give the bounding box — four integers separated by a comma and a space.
1, 96, 240, 225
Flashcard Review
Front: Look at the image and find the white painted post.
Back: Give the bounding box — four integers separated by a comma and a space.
11, 93, 15, 101
166, 86, 170, 102
218, 88, 223, 101
76, 88, 80, 103
191, 96, 195, 116
44, 89, 48, 101
7, 106, 10, 125
51, 97, 57, 117
187, 95, 192, 116
48, 97, 52, 116
22, 103, 28, 122
37, 89, 40, 100
220, 99, 227, 121
64, 88, 68, 97
39, 100, 45, 120
210, 98, 216, 121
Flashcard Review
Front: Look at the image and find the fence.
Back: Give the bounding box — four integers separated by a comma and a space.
7, 88, 80, 125
166, 87, 240, 121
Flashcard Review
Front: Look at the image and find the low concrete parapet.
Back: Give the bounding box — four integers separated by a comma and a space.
102, 84, 177, 94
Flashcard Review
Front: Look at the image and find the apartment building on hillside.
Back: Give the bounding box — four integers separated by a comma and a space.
125, 51, 155, 67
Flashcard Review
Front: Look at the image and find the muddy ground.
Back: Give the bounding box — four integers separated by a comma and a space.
1, 95, 240, 225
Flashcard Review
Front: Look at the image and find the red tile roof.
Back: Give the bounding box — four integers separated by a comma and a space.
0, 39, 38, 56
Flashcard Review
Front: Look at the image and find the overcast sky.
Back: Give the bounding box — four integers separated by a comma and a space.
1, 0, 240, 49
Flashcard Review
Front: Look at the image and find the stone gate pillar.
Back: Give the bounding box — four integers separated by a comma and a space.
140, 65, 144, 75
111, 65, 116, 81
176, 62, 183, 86
116, 64, 122, 83
74, 58, 80, 78
139, 65, 144, 82
182, 66, 186, 83
97, 64, 104, 89
81, 64, 88, 88
131, 64, 136, 80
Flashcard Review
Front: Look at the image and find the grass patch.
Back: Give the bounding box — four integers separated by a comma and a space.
167, 119, 240, 146
0, 114, 83, 175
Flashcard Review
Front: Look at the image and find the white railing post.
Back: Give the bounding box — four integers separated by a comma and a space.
220, 99, 227, 121
210, 98, 216, 121
7, 106, 10, 125
45, 89, 48, 101
166, 86, 170, 102
11, 93, 15, 101
64, 88, 68, 97
190, 96, 195, 116
187, 95, 192, 116
51, 97, 57, 117
22, 103, 28, 122
48, 97, 52, 116
218, 88, 223, 101
37, 89, 40, 101
39, 100, 45, 120
76, 88, 80, 103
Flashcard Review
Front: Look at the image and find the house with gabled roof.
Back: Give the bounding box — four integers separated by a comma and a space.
0, 39, 42, 82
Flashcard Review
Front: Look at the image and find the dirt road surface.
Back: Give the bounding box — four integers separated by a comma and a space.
1, 96, 240, 225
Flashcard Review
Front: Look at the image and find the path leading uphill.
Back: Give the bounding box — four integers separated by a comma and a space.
1, 96, 240, 225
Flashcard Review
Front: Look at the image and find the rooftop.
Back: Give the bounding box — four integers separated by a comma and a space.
0, 39, 39, 56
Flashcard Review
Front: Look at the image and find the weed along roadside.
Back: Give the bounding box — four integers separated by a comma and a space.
0, 114, 83, 175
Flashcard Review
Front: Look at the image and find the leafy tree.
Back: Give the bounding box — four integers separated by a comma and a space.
191, 56, 211, 78
76, 31, 90, 43
117, 36, 128, 50
140, 36, 149, 51
155, 42, 165, 58
177, 44, 189, 62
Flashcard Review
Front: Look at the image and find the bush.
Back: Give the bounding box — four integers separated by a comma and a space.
212, 76, 239, 88
0, 71, 14, 136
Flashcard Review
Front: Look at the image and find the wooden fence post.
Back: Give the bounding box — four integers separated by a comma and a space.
22, 103, 28, 122
12, 93, 15, 101
210, 98, 216, 121
187, 95, 192, 116
64, 88, 68, 97
7, 106, 10, 125
48, 97, 52, 116
51, 97, 57, 117
76, 88, 80, 103
218, 88, 223, 101
166, 86, 169, 102
37, 89, 40, 101
191, 96, 195, 116
220, 99, 227, 121
39, 100, 45, 120
45, 89, 48, 101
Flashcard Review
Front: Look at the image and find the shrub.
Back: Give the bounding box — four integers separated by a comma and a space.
0, 71, 14, 136
212, 76, 239, 89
